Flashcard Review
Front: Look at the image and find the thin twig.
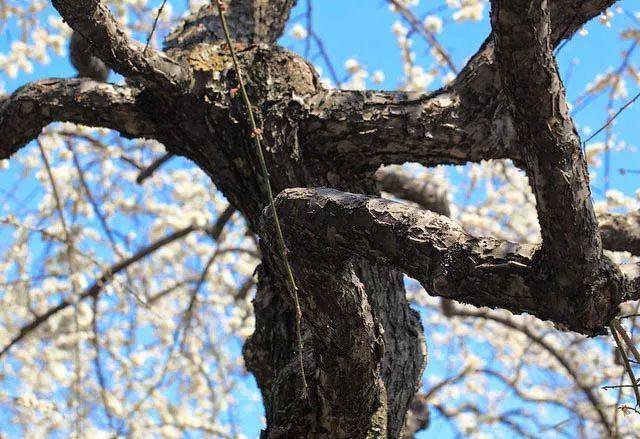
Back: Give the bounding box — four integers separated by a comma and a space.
215, 0, 309, 398
609, 320, 640, 409
145, 0, 168, 52
0, 224, 198, 358
68, 142, 121, 253
583, 90, 640, 146
37, 139, 84, 437
136, 152, 174, 184
451, 307, 613, 434
613, 318, 640, 365
387, 0, 458, 74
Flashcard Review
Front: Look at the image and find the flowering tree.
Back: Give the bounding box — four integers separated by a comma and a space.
0, 0, 640, 437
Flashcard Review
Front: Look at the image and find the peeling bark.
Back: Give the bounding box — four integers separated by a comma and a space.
0, 79, 155, 159
268, 187, 637, 334
491, 0, 627, 333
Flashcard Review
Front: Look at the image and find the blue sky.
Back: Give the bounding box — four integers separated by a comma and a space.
1, 1, 639, 437
278, 0, 640, 197
2, 0, 638, 196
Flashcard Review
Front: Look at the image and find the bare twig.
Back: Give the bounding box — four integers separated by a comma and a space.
37, 138, 84, 436
145, 0, 168, 52
613, 319, 640, 365
136, 152, 174, 184
0, 224, 198, 358
609, 319, 640, 409
387, 0, 458, 73
583, 90, 640, 146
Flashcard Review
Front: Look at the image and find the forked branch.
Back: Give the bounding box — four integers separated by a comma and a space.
267, 188, 638, 334
52, 0, 191, 90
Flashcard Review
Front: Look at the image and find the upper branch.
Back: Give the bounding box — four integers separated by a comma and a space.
52, 0, 192, 90
549, 0, 618, 44
165, 0, 298, 50
302, 87, 517, 173
491, 0, 601, 264
269, 188, 637, 334
302, 0, 618, 173
0, 78, 156, 160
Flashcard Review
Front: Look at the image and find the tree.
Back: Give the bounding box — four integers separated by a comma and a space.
0, 0, 639, 437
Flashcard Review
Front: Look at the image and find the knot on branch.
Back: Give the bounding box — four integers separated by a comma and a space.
530, 254, 631, 335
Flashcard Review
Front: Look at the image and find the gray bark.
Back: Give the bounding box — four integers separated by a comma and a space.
599, 210, 640, 255
0, 0, 636, 436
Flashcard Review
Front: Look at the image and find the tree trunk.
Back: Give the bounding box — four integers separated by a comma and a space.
245, 233, 425, 437
3, 0, 640, 437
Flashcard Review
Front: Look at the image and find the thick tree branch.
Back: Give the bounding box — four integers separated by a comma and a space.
52, 0, 191, 90
375, 165, 450, 216
165, 0, 298, 50
303, 87, 517, 173
0, 79, 155, 160
487, 0, 630, 337
373, 166, 640, 258
491, 0, 600, 265
269, 188, 637, 334
599, 210, 640, 256
303, 1, 618, 173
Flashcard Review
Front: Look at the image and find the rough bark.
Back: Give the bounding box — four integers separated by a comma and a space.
0, 79, 155, 159
299, 0, 619, 175
377, 165, 640, 258
0, 0, 634, 437
52, 0, 191, 90
268, 188, 637, 334
490, 0, 626, 333
165, 0, 298, 49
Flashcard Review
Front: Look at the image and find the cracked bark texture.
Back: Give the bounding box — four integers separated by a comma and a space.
1, 0, 637, 437
491, 0, 627, 333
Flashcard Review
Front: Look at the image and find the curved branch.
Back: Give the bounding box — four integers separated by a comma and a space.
268, 188, 638, 334
491, 0, 601, 265
375, 165, 450, 216
549, 1, 619, 44
52, 0, 191, 90
489, 0, 629, 335
303, 1, 618, 173
0, 78, 156, 160
599, 210, 640, 256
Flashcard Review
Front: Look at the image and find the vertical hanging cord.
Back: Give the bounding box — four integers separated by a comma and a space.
214, 0, 309, 399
